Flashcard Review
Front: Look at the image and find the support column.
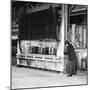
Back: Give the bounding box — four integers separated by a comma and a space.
83, 27, 86, 47
56, 4, 68, 57
56, 4, 68, 71
71, 24, 76, 47
17, 40, 21, 65
64, 5, 68, 41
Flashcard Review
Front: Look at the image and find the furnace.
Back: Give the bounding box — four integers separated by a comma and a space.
17, 4, 67, 72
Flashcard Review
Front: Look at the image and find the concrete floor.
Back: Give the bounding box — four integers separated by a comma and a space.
12, 66, 88, 89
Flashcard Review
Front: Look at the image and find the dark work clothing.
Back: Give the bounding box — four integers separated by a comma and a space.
66, 61, 77, 75
64, 43, 77, 75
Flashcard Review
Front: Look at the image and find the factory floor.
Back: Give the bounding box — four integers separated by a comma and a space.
11, 65, 88, 89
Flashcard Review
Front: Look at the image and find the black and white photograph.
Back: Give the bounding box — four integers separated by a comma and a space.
11, 0, 88, 89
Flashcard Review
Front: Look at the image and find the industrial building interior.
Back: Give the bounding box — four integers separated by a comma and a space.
12, 0, 87, 72
11, 0, 88, 89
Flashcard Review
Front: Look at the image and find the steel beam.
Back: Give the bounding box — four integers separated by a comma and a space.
26, 4, 61, 14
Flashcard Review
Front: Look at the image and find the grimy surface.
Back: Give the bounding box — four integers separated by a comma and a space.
12, 66, 87, 89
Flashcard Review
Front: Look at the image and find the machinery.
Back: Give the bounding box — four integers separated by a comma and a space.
16, 3, 68, 72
